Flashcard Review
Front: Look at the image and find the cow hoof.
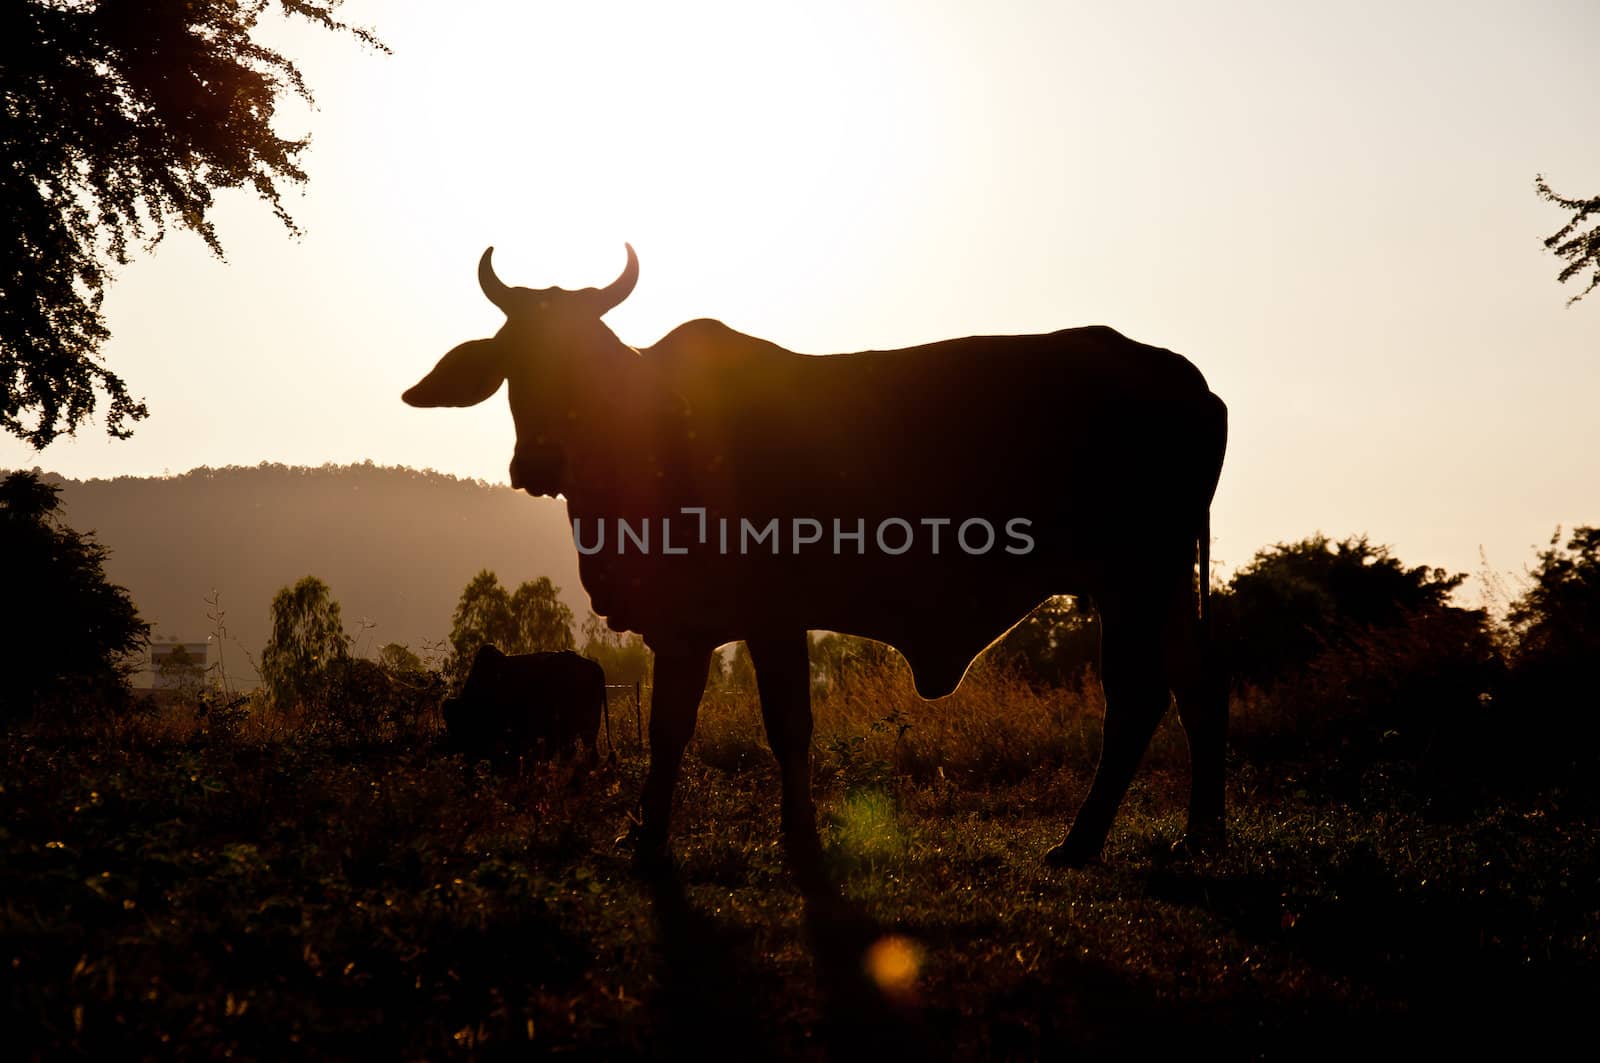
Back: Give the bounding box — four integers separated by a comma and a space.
1042, 837, 1102, 869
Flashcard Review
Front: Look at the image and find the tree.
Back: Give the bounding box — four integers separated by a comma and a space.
0, 1, 384, 447
0, 470, 148, 724
1215, 534, 1466, 686
1534, 176, 1600, 305
1506, 526, 1600, 720
1217, 535, 1501, 775
260, 575, 348, 712
509, 577, 576, 654
579, 614, 652, 687
808, 632, 894, 692
378, 642, 425, 674
986, 596, 1100, 686
448, 571, 574, 675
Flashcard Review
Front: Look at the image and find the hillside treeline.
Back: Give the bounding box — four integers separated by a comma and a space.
29, 462, 585, 683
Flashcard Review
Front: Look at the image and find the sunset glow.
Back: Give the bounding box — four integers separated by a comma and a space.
4, 0, 1597, 592
7, 2, 1599, 1053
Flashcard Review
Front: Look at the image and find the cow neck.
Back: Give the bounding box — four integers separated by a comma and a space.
560, 324, 658, 513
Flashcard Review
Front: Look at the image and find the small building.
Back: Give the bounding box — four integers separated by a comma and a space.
150, 642, 211, 690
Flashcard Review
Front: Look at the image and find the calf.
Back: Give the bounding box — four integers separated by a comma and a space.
443, 646, 606, 763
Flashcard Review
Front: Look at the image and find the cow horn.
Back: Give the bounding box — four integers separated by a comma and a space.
592, 243, 639, 314
478, 247, 513, 312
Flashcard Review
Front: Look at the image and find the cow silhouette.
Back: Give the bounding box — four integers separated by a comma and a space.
405, 245, 1227, 886
443, 646, 606, 764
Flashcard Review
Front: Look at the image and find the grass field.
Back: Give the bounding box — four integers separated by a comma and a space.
4, 670, 1597, 1059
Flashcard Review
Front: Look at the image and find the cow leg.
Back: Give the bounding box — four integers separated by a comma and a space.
1046, 601, 1172, 867
637, 647, 711, 870
746, 631, 827, 894
1172, 594, 1227, 856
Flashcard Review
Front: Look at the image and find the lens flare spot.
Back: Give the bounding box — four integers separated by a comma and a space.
864, 935, 921, 997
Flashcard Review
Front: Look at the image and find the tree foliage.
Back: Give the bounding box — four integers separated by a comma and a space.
260, 575, 348, 712
579, 615, 652, 687
1216, 535, 1505, 782
1534, 176, 1600, 305
320, 654, 443, 742
1506, 526, 1600, 716
1215, 534, 1467, 687
0, 0, 384, 447
987, 596, 1100, 686
448, 571, 575, 676
0, 470, 148, 724
378, 642, 425, 675
809, 632, 895, 693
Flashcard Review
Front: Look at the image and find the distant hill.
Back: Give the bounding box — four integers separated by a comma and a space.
27, 463, 588, 687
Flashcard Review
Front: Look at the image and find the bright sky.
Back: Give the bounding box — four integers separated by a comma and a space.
7, 0, 1597, 597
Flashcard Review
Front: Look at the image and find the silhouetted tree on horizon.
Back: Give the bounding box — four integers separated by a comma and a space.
448, 572, 575, 679
0, 1, 384, 447
0, 470, 148, 725
1505, 526, 1600, 762
1535, 175, 1600, 305
1215, 534, 1504, 782
1214, 533, 1471, 687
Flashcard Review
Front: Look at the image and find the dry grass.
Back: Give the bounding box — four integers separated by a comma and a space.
5, 684, 1596, 1059
692, 655, 1193, 788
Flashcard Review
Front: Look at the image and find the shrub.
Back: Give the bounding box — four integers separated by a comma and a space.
1231, 605, 1502, 780
320, 657, 445, 742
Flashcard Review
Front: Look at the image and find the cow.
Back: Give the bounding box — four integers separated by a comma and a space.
404, 245, 1228, 889
442, 645, 607, 765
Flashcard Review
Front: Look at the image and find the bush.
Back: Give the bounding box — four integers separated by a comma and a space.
260, 579, 443, 741
1214, 535, 1513, 788
1232, 606, 1502, 780
319, 657, 445, 742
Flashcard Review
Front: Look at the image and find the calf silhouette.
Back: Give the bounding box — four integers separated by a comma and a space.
443, 646, 605, 764
405, 245, 1227, 886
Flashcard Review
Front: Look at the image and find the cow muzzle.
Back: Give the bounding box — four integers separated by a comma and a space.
509, 442, 566, 496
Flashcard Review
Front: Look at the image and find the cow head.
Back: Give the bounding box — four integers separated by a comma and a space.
402, 245, 639, 496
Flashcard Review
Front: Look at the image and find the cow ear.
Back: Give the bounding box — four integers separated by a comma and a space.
402, 339, 507, 407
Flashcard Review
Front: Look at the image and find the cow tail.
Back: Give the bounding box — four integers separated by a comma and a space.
601, 682, 616, 764
1197, 391, 1227, 641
